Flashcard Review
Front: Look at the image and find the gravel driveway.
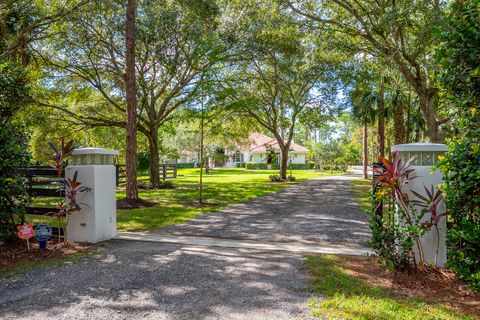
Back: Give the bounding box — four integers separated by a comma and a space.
0, 174, 370, 319
0, 241, 312, 320
159, 175, 371, 247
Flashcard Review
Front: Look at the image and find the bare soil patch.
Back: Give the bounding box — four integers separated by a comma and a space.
0, 239, 92, 272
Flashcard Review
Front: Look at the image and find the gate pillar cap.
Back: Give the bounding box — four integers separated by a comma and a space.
391, 143, 448, 152
72, 148, 119, 155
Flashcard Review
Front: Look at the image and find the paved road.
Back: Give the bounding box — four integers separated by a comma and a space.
0, 174, 370, 320
158, 175, 371, 247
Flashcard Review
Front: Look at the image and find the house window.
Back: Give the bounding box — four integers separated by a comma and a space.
233, 151, 244, 163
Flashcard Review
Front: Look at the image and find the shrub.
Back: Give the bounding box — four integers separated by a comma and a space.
138, 180, 175, 189
435, 0, 480, 290
136, 152, 150, 174
269, 174, 283, 182
438, 136, 480, 290
176, 162, 195, 169
368, 214, 411, 270
245, 162, 267, 170
235, 162, 245, 168
307, 161, 316, 169
269, 174, 296, 182
0, 124, 30, 242
324, 164, 330, 171
288, 163, 307, 170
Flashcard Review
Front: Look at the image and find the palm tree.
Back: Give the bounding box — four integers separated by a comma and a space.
351, 87, 377, 179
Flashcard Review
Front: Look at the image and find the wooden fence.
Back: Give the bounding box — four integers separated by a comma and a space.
16, 166, 63, 217
116, 163, 177, 185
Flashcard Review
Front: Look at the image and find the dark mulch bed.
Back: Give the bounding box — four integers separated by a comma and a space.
338, 255, 480, 317
116, 198, 158, 209
0, 239, 92, 271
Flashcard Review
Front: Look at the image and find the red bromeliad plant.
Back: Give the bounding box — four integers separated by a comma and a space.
48, 137, 74, 176
412, 185, 448, 265
46, 171, 92, 217
373, 151, 427, 264
45, 138, 91, 242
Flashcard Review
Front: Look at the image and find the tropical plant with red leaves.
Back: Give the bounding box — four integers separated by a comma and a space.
373, 151, 427, 264
48, 138, 74, 176
45, 138, 90, 243
412, 185, 448, 265
373, 151, 417, 205
46, 171, 92, 217
63, 171, 91, 215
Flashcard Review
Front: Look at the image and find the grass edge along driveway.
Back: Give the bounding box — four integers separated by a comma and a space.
305, 255, 477, 320
116, 168, 344, 231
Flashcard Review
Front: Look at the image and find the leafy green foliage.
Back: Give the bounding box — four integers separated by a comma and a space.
176, 162, 196, 169
245, 162, 268, 170
0, 63, 29, 126
438, 139, 480, 290
0, 124, 30, 242
435, 0, 480, 291
436, 0, 480, 132
136, 152, 150, 174
0, 5, 32, 241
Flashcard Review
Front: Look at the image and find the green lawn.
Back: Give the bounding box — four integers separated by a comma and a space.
305, 255, 476, 320
116, 168, 342, 231
26, 168, 343, 230
351, 178, 372, 214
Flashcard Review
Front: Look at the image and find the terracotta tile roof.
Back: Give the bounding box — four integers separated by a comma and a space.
248, 132, 308, 153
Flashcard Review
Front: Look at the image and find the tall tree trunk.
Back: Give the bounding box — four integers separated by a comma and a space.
414, 124, 421, 142
419, 91, 444, 142
405, 92, 412, 143
394, 99, 405, 144
279, 146, 289, 180
148, 127, 160, 186
125, 0, 138, 201
377, 81, 385, 160
362, 123, 368, 179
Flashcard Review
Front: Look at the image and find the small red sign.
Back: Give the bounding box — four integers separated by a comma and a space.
17, 224, 35, 240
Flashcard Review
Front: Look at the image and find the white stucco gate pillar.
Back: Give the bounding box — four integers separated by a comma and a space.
391, 143, 448, 266
66, 148, 119, 243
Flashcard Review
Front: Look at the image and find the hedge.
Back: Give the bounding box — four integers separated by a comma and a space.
176, 162, 195, 168
245, 162, 310, 170
289, 163, 307, 170
245, 162, 267, 170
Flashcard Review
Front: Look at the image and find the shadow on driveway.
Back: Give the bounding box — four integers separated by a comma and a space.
158, 176, 371, 247
0, 240, 313, 320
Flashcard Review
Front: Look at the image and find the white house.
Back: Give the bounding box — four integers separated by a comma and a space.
176, 132, 309, 168
178, 150, 198, 165
223, 132, 308, 168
